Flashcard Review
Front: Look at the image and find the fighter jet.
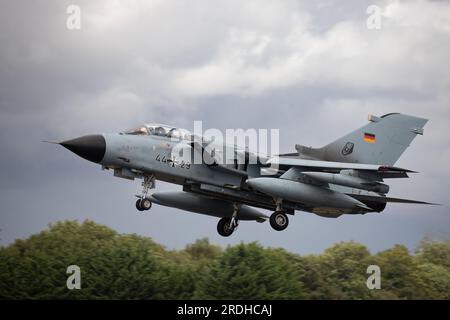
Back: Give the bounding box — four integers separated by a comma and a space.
53, 113, 434, 237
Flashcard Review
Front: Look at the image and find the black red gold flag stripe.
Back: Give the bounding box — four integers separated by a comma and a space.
364, 133, 376, 143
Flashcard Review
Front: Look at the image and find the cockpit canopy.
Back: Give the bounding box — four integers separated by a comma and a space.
124, 123, 192, 140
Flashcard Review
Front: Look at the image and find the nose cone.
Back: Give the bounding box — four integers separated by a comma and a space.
60, 134, 106, 163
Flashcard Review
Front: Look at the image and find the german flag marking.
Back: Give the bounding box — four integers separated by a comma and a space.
364, 133, 376, 143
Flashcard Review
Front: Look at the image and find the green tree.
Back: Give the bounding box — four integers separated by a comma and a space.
194, 242, 305, 299
0, 220, 192, 299
2, 220, 450, 300
416, 238, 450, 269
318, 241, 374, 299
373, 245, 419, 299
184, 238, 223, 261
413, 238, 450, 299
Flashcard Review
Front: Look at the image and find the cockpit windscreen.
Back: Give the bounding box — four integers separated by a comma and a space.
124, 124, 192, 140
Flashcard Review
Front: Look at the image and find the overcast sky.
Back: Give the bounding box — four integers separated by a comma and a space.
1, 0, 449, 254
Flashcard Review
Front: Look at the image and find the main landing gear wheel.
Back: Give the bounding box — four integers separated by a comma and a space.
270, 211, 289, 231
217, 218, 235, 237
136, 198, 152, 211
136, 199, 144, 211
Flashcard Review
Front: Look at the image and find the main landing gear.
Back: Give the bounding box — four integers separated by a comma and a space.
269, 198, 289, 231
216, 200, 290, 235
136, 198, 152, 211
269, 211, 289, 231
136, 174, 155, 212
217, 203, 240, 237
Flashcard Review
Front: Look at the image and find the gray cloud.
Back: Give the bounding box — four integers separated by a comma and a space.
1, 0, 449, 253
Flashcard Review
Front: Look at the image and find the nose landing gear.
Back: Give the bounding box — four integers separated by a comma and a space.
135, 174, 155, 212
136, 198, 152, 211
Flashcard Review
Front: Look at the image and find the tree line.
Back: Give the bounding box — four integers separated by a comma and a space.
0, 220, 449, 299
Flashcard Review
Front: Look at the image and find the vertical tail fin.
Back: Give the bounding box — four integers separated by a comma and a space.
296, 113, 428, 165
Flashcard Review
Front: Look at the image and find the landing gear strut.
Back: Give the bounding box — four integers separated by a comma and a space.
217, 203, 240, 237
136, 174, 155, 212
270, 198, 289, 231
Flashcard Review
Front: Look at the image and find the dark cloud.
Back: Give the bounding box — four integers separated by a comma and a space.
1, 0, 449, 253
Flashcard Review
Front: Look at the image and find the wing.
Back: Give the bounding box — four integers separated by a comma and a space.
267, 157, 414, 178
189, 139, 265, 178
349, 194, 438, 205
266, 156, 435, 206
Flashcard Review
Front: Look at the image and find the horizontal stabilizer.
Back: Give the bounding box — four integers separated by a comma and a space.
349, 194, 438, 205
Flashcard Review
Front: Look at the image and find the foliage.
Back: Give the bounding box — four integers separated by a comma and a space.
194, 243, 305, 299
0, 220, 449, 300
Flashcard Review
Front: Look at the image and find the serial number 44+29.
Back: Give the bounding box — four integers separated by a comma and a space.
155, 154, 191, 170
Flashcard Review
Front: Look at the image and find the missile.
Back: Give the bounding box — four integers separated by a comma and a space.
149, 191, 267, 221
246, 177, 373, 210
302, 172, 389, 194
